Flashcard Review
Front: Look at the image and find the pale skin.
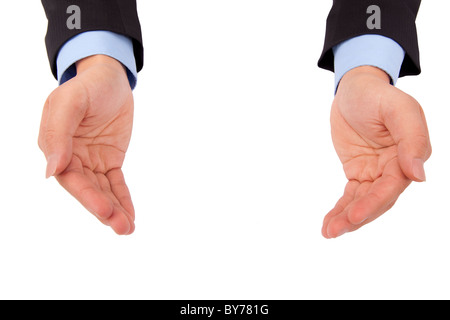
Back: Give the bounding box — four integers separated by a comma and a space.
38, 55, 135, 235
323, 66, 431, 238
38, 56, 431, 237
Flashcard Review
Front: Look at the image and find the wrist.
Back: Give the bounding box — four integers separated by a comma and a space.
342, 66, 391, 84
76, 54, 126, 75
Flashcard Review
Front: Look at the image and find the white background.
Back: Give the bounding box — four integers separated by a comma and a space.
0, 0, 448, 300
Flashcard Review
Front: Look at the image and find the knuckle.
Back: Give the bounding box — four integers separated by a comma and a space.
43, 128, 59, 149
415, 134, 430, 154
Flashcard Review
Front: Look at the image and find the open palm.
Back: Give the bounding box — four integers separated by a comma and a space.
322, 67, 431, 238
39, 56, 135, 235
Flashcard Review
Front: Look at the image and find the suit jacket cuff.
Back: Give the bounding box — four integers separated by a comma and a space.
333, 35, 405, 92
318, 0, 421, 78
57, 31, 138, 89
42, 0, 143, 79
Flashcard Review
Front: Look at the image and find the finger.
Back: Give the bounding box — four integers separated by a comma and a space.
327, 160, 410, 238
108, 205, 134, 235
323, 182, 371, 239
322, 180, 359, 238
382, 91, 432, 182
41, 80, 88, 178
55, 157, 132, 235
106, 169, 135, 220
96, 170, 135, 235
57, 170, 132, 235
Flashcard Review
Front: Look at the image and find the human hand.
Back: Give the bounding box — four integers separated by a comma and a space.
38, 55, 135, 235
322, 66, 431, 238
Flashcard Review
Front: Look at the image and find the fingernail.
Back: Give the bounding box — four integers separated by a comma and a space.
45, 155, 58, 179
355, 217, 368, 225
412, 158, 426, 182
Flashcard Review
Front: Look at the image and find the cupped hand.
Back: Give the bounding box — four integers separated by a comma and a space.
323, 66, 432, 238
38, 55, 135, 235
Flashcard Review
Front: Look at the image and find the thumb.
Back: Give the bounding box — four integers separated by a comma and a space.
39, 81, 88, 178
383, 91, 432, 182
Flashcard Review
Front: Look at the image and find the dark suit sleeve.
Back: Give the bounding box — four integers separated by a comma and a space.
41, 0, 144, 79
318, 0, 421, 77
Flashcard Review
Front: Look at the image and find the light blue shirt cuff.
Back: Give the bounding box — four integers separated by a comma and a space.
333, 34, 405, 92
56, 30, 138, 89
